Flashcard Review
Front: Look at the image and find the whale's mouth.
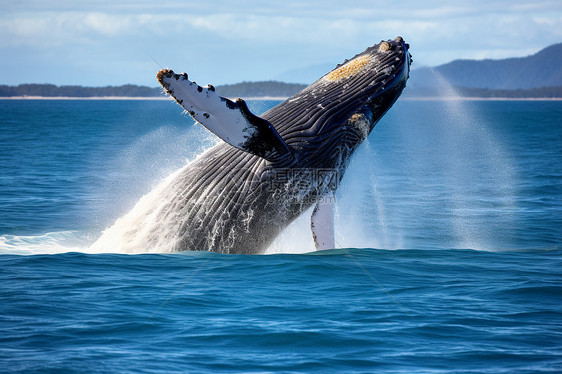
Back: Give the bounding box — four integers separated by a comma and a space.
342, 37, 410, 134
356, 38, 409, 134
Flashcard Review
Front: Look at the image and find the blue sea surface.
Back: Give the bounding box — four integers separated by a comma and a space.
1, 98, 561, 372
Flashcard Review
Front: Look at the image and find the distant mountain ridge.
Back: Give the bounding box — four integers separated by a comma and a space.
2, 43, 562, 99
411, 43, 562, 90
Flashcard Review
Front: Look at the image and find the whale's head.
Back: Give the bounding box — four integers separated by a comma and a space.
319, 36, 411, 134
269, 36, 411, 167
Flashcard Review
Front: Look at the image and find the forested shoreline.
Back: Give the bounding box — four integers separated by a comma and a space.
1, 82, 562, 99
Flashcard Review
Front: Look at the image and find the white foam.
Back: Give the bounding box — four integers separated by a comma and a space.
0, 231, 89, 255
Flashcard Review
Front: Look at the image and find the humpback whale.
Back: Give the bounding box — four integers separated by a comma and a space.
94, 37, 411, 254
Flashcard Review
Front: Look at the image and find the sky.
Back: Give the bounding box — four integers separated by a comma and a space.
1, 0, 561, 86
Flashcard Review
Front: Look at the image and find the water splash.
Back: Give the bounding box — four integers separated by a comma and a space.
335, 69, 518, 251
88, 123, 218, 234
89, 166, 188, 254
428, 70, 517, 249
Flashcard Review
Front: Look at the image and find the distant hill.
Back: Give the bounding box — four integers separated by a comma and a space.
0, 84, 161, 98
0, 81, 306, 99
215, 81, 306, 98
411, 43, 562, 90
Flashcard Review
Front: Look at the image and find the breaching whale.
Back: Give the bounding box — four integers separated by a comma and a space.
93, 37, 411, 254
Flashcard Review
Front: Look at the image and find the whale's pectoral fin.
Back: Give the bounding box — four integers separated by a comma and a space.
157, 69, 291, 161
311, 192, 336, 251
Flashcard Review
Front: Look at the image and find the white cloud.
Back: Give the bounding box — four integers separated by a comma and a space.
0, 12, 168, 48
0, 1, 561, 85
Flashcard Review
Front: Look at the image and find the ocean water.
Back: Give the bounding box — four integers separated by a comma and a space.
0, 98, 561, 372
